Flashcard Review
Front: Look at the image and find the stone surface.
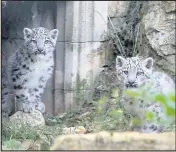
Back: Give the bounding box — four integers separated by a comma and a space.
64, 42, 102, 91
63, 41, 107, 111
2, 1, 7, 8
9, 110, 45, 127
2, 39, 24, 67
65, 1, 108, 42
108, 1, 130, 17
50, 131, 175, 150
141, 1, 175, 76
54, 42, 65, 115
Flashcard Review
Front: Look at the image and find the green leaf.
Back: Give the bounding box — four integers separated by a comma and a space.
3, 139, 24, 150
112, 88, 119, 98
98, 96, 106, 105
124, 89, 141, 98
154, 94, 166, 105
97, 106, 102, 113
146, 111, 155, 120
116, 109, 123, 114
166, 107, 175, 117
170, 95, 176, 102
109, 109, 123, 117
132, 118, 142, 126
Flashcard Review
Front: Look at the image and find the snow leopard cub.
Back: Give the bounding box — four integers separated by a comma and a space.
116, 56, 175, 133
2, 27, 59, 116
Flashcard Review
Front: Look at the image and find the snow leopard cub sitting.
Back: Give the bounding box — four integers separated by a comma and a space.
116, 56, 175, 133
2, 27, 59, 116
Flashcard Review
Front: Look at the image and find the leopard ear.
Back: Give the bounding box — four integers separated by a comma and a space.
23, 28, 33, 42
116, 56, 126, 68
143, 57, 153, 69
49, 29, 59, 46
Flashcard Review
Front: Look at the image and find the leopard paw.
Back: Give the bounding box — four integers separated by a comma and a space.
17, 102, 36, 113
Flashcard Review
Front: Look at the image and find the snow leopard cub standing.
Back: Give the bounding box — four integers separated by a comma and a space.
2, 27, 59, 116
116, 56, 175, 133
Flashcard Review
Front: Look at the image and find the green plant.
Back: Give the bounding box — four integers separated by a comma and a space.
95, 95, 132, 132
2, 139, 25, 150
124, 87, 175, 130
2, 119, 63, 150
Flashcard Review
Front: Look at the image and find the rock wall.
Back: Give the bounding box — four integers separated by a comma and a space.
55, 1, 109, 114
140, 1, 175, 77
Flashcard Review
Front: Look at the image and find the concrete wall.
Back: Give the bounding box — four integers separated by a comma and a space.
2, 1, 109, 115
55, 1, 108, 114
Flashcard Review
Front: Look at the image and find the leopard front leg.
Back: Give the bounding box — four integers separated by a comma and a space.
17, 101, 37, 113
31, 91, 45, 114
29, 83, 46, 114
35, 100, 45, 114
16, 75, 50, 114
17, 98, 45, 114
15, 89, 37, 113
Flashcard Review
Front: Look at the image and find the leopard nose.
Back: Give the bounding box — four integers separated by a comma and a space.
37, 44, 44, 52
38, 47, 43, 52
127, 81, 137, 87
128, 81, 135, 85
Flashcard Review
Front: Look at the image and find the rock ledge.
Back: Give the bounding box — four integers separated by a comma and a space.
50, 131, 175, 150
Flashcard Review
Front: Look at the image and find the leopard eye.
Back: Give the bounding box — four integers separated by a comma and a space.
45, 40, 50, 44
123, 70, 128, 75
137, 71, 144, 76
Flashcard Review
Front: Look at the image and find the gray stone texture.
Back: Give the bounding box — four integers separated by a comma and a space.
140, 1, 175, 77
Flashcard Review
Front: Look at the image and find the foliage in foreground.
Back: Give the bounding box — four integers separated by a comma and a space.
2, 119, 63, 150
124, 87, 175, 130
1, 98, 130, 150
2, 86, 175, 150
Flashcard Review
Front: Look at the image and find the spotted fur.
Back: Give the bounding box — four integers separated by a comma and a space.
2, 27, 59, 116
116, 56, 175, 133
